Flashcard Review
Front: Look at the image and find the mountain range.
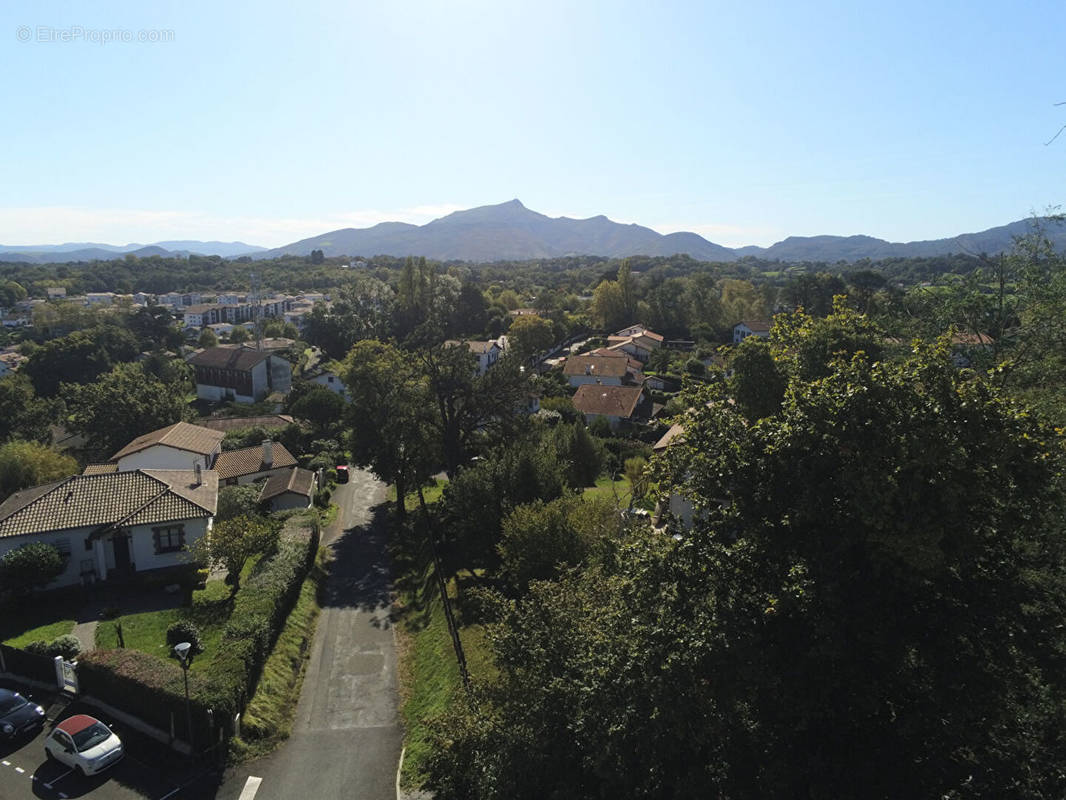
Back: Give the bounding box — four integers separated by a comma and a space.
3, 201, 1063, 264
0, 240, 265, 263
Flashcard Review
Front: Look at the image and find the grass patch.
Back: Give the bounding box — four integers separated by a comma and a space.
397, 560, 491, 789
387, 477, 449, 513
94, 579, 233, 671
230, 546, 328, 761
582, 474, 632, 506
2, 603, 76, 649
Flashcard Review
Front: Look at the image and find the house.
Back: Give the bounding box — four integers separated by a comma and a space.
446, 340, 501, 376
213, 440, 298, 486
309, 369, 350, 400
45, 287, 67, 299
0, 469, 218, 588
651, 422, 697, 530
572, 384, 655, 430
733, 320, 772, 344
105, 421, 224, 473
188, 346, 292, 403
606, 326, 664, 363
562, 355, 642, 388
949, 332, 994, 368
259, 467, 317, 512
0, 351, 25, 377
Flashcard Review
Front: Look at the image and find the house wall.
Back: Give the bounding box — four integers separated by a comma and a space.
124, 517, 210, 574
117, 445, 218, 473
0, 527, 97, 588
583, 412, 622, 430
267, 356, 292, 395
311, 373, 350, 399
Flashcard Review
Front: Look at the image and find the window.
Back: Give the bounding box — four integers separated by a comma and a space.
152, 525, 185, 554
54, 538, 71, 560
84, 537, 93, 552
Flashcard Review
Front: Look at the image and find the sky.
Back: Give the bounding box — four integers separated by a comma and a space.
1, 0, 1064, 249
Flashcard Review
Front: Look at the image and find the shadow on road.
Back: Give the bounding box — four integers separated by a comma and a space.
319, 501, 397, 625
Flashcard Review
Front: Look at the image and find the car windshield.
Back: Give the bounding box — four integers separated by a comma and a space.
72, 722, 111, 751
0, 692, 26, 714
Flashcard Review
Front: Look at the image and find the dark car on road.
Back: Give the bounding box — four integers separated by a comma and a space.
0, 688, 46, 740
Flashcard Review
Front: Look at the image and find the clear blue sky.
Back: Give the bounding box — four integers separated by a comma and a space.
2, 0, 1064, 248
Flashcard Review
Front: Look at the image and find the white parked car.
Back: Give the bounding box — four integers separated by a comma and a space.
44, 714, 124, 776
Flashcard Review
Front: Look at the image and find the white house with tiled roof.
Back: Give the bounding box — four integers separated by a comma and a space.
444, 340, 501, 376
109, 421, 225, 472
733, 320, 772, 344
0, 469, 218, 588
213, 441, 298, 486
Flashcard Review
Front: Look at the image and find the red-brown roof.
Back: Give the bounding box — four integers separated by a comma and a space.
188, 346, 272, 371
111, 422, 224, 461
213, 442, 298, 481
572, 385, 646, 419
563, 355, 630, 378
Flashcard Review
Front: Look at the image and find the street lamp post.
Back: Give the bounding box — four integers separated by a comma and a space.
173, 642, 195, 754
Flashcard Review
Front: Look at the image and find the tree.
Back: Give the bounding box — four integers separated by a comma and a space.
228, 326, 250, 344
427, 315, 1066, 799
0, 374, 62, 444
286, 382, 346, 433
64, 362, 190, 455
340, 340, 438, 519
0, 543, 65, 597
192, 515, 277, 590
198, 328, 219, 348
589, 279, 626, 331
0, 440, 78, 499
22, 325, 140, 396
728, 336, 787, 421
216, 485, 263, 521
506, 315, 554, 363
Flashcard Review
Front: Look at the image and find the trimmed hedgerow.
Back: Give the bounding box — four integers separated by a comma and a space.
208, 515, 317, 713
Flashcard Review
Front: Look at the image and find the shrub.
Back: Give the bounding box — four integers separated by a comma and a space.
24, 640, 49, 655
166, 620, 204, 656
0, 542, 65, 596
48, 634, 81, 660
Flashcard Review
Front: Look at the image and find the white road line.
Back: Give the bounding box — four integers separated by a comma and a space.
44, 767, 74, 788
157, 772, 217, 800
15, 766, 25, 773
238, 775, 263, 800
1, 760, 9, 766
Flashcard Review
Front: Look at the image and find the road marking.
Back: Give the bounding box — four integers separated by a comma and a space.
44, 767, 74, 788
157, 772, 219, 800
1, 760, 9, 765
238, 776, 263, 800
15, 766, 25, 773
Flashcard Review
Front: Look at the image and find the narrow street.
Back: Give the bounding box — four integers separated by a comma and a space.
216, 468, 402, 800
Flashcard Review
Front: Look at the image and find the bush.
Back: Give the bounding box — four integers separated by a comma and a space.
166, 620, 204, 656
48, 634, 81, 659
0, 542, 65, 596
24, 640, 49, 655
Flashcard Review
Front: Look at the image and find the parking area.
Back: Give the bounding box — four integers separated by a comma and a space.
0, 682, 220, 800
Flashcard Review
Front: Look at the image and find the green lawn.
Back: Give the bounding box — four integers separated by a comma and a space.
1, 598, 76, 648
387, 477, 449, 513
582, 475, 632, 506
94, 579, 233, 671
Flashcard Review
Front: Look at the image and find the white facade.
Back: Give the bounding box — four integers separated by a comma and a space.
116, 444, 218, 473
732, 322, 771, 344
0, 517, 211, 589
310, 372, 350, 400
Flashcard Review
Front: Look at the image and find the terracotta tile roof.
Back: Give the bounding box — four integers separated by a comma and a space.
0, 470, 217, 538
196, 415, 295, 432
737, 320, 772, 332
652, 423, 686, 452
111, 422, 224, 461
259, 468, 316, 502
213, 442, 297, 481
83, 463, 119, 476
563, 355, 630, 378
188, 346, 272, 371
572, 385, 646, 419
950, 332, 994, 346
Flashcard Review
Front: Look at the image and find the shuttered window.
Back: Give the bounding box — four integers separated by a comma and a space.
152, 525, 186, 554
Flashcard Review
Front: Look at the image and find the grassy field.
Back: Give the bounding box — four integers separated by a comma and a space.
1, 598, 76, 648
231, 546, 328, 761
386, 476, 449, 513
94, 578, 234, 671
582, 474, 633, 506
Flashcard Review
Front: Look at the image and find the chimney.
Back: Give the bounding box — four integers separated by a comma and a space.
585, 364, 592, 376
262, 440, 274, 467
194, 462, 202, 486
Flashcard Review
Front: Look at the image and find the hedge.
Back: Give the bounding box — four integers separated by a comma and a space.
0, 643, 56, 684
207, 514, 317, 714
78, 648, 231, 744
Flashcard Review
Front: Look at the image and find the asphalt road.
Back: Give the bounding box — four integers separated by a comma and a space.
216, 469, 402, 800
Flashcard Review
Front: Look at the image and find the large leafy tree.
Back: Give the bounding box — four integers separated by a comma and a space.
427, 315, 1066, 799
64, 361, 191, 455
506, 314, 554, 363
23, 325, 140, 396
0, 374, 63, 444
0, 440, 78, 499
339, 339, 438, 519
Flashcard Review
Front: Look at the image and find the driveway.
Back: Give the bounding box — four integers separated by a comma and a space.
217, 469, 402, 800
